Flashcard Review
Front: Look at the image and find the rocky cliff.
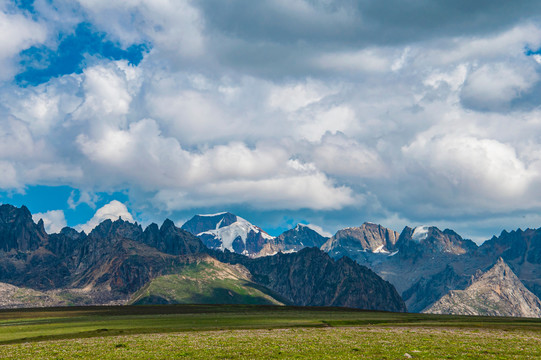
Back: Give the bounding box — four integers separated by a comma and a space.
425, 258, 541, 317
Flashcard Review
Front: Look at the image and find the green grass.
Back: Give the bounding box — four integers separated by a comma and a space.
129, 262, 288, 306
0, 305, 541, 358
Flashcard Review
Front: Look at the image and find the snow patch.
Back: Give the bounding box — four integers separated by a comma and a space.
197, 212, 227, 217
372, 244, 390, 254
197, 215, 273, 252
412, 226, 430, 242
388, 250, 399, 257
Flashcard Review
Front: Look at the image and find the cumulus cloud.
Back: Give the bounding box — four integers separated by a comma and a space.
67, 190, 99, 209
32, 210, 67, 234
76, 200, 134, 233
4, 1, 541, 239
0, 7, 47, 80
461, 63, 539, 111
403, 135, 534, 202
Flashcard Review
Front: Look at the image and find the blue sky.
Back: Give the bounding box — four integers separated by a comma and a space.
2, 1, 541, 241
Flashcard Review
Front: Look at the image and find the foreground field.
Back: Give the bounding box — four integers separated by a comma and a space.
1, 305, 541, 359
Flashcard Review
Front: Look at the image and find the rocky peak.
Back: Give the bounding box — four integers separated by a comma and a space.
138, 219, 206, 256
59, 227, 84, 240
159, 218, 177, 233
476, 227, 539, 264
87, 217, 143, 243
425, 258, 541, 317
0, 204, 47, 252
321, 222, 399, 254
396, 226, 477, 258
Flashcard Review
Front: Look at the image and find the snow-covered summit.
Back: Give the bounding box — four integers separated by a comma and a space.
181, 212, 273, 255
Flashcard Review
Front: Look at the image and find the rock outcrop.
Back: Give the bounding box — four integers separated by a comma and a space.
425, 258, 541, 317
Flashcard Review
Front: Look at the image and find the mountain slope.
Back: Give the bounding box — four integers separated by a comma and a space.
402, 265, 472, 313
129, 255, 288, 306
213, 247, 407, 312
425, 258, 541, 317
181, 212, 274, 255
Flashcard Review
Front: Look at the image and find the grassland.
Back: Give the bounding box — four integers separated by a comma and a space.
1, 304, 541, 359
129, 261, 288, 306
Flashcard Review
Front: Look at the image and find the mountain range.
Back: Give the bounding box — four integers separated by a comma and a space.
0, 204, 405, 312
3, 203, 541, 318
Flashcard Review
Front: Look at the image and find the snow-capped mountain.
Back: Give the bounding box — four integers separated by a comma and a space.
181, 212, 274, 255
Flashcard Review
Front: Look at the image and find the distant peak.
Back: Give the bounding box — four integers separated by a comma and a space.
294, 223, 331, 238
160, 218, 177, 231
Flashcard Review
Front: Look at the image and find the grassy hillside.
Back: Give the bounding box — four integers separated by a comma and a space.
129, 259, 289, 306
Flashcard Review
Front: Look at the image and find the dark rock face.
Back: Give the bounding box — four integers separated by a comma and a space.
140, 219, 206, 256
214, 247, 407, 312
402, 265, 471, 313
181, 213, 237, 235
71, 239, 187, 296
0, 204, 47, 252
74, 219, 144, 277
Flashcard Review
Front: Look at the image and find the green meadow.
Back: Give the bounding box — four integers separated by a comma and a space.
1, 305, 540, 359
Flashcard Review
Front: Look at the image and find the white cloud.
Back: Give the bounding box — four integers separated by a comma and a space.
402, 134, 535, 204
68, 190, 99, 209
72, 62, 137, 125
0, 8, 47, 80
76, 0, 205, 59
76, 200, 134, 233
5, 1, 541, 240
304, 223, 333, 238
267, 79, 336, 112
32, 210, 67, 234
0, 161, 19, 189
153, 172, 356, 211
461, 62, 538, 111
314, 48, 394, 73
295, 105, 357, 142
311, 133, 386, 178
